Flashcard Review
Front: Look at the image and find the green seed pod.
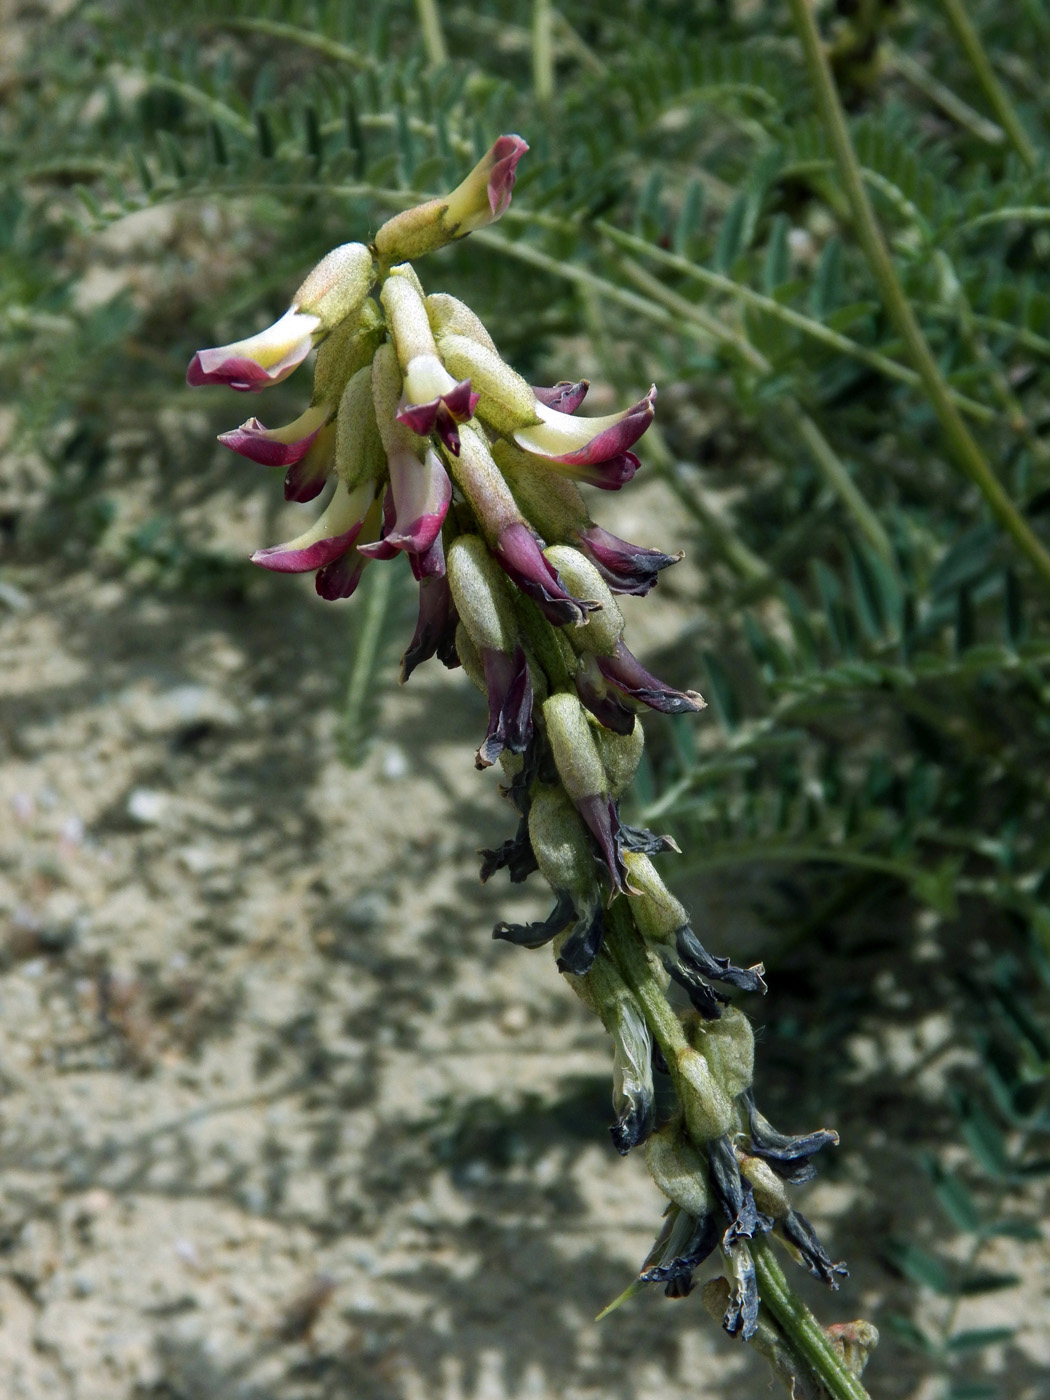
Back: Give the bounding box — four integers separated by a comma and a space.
623, 852, 688, 943
645, 1122, 713, 1219
691, 1007, 755, 1099
738, 1152, 790, 1220
334, 364, 386, 490
294, 241, 375, 332
438, 332, 540, 435
425, 292, 499, 354
527, 785, 595, 898
543, 692, 608, 808
311, 300, 382, 405
595, 720, 644, 799
544, 546, 624, 655
381, 266, 440, 368
676, 1044, 734, 1143
447, 535, 520, 657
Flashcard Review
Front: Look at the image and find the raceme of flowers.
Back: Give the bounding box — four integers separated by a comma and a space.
187, 136, 846, 1343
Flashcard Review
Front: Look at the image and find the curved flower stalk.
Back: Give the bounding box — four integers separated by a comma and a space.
186, 136, 874, 1400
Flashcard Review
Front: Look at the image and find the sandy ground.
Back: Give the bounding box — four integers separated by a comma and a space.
3, 415, 1050, 1399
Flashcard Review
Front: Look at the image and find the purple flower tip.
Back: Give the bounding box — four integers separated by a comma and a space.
494, 522, 600, 627
596, 640, 706, 715
251, 525, 362, 574
487, 135, 529, 218
576, 525, 682, 596
531, 380, 590, 414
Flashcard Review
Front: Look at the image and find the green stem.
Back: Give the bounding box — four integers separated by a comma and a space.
787, 0, 1050, 591
596, 220, 995, 424
415, 0, 448, 67
532, 0, 555, 105
752, 1237, 871, 1400
342, 560, 394, 763
604, 906, 870, 1400
885, 41, 1005, 147
612, 251, 895, 563
938, 0, 1038, 169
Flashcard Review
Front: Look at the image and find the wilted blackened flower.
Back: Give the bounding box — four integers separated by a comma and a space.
740, 1088, 840, 1185
496, 785, 606, 975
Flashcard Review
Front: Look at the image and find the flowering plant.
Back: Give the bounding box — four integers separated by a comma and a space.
188, 136, 875, 1400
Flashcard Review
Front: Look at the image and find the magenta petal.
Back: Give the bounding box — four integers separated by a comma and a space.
555, 390, 656, 466
476, 645, 534, 769
575, 664, 637, 734
442, 378, 479, 421
218, 418, 323, 467
284, 456, 328, 503
251, 525, 362, 574
316, 553, 366, 600
531, 380, 590, 414
576, 794, 627, 894
410, 533, 447, 581
187, 353, 283, 392
401, 574, 458, 682
356, 537, 400, 561
385, 450, 452, 554
571, 451, 641, 491
396, 400, 440, 436
595, 640, 705, 715
487, 135, 529, 218
494, 523, 599, 627
576, 525, 682, 596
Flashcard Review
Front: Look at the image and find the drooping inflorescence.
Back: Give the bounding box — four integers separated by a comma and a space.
187, 135, 846, 1347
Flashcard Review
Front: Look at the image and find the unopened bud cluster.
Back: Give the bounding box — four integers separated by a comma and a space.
187, 137, 846, 1349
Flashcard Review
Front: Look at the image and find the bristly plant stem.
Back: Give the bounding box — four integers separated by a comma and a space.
752, 1238, 871, 1400
603, 905, 871, 1400
938, 0, 1038, 170
415, 0, 448, 67
788, 0, 1050, 592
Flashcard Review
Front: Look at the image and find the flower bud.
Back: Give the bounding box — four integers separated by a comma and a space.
543, 546, 624, 654
381, 266, 442, 368
335, 365, 386, 491
624, 853, 688, 942
447, 534, 518, 656
676, 1044, 734, 1143
645, 1123, 713, 1218
311, 299, 383, 405
527, 785, 594, 900
293, 242, 375, 332
438, 333, 540, 435
594, 720, 644, 799
374, 136, 528, 264
543, 693, 608, 812
425, 292, 499, 354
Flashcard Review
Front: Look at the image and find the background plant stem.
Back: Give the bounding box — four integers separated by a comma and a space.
787, 0, 1050, 591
